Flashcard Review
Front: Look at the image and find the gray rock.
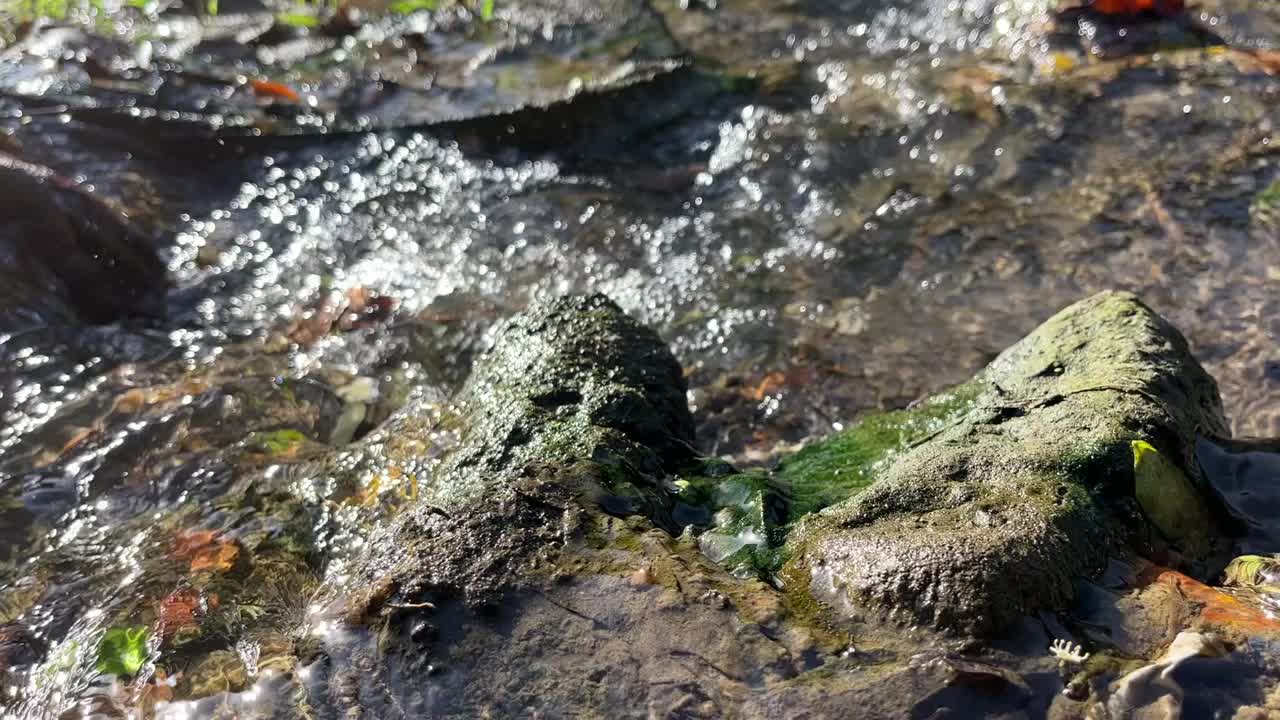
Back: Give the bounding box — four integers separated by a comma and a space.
784, 291, 1231, 636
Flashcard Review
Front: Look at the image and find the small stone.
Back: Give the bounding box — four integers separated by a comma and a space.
1063, 677, 1089, 701
410, 620, 434, 643
336, 376, 379, 404
629, 565, 655, 587
195, 243, 222, 267
700, 590, 731, 609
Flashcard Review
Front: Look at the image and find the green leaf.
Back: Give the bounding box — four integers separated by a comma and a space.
276, 11, 320, 27
248, 429, 308, 455
389, 0, 438, 14
1131, 439, 1216, 558
96, 627, 150, 677
480, 0, 495, 21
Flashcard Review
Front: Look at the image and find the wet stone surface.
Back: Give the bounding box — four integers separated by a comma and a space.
785, 291, 1231, 636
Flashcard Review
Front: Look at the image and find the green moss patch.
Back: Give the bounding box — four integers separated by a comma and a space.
776, 381, 982, 521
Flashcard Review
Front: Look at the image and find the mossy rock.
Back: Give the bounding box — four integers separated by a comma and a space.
783, 291, 1231, 636
346, 294, 697, 609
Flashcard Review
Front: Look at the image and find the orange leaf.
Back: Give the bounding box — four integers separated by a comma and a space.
113, 388, 148, 414
1235, 49, 1280, 76
172, 530, 241, 574
189, 542, 239, 573
747, 371, 787, 400
250, 79, 301, 103
1145, 567, 1280, 637
172, 529, 218, 558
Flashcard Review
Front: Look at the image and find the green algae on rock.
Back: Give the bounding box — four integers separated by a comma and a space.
775, 382, 982, 522
782, 291, 1232, 636
680, 469, 789, 578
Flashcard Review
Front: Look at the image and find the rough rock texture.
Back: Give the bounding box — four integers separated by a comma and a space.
784, 291, 1231, 636
348, 293, 696, 608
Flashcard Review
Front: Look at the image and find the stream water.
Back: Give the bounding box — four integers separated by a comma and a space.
0, 0, 1278, 716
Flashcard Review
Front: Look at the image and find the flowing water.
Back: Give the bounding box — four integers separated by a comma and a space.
0, 0, 1278, 716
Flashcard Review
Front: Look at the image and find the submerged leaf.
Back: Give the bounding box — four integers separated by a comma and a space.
158, 590, 203, 638
1255, 181, 1280, 212
276, 12, 320, 28
248, 429, 308, 455
173, 529, 241, 573
189, 542, 239, 573
96, 627, 150, 677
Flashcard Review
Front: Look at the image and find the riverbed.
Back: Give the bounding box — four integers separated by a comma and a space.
0, 0, 1278, 716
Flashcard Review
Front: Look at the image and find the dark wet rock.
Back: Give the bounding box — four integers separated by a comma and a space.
0, 621, 46, 699
1192, 0, 1280, 50
783, 291, 1232, 636
343, 522, 834, 718
347, 294, 696, 610
743, 650, 1053, 720
0, 622, 45, 670
325, 291, 882, 707
0, 150, 167, 328
1198, 437, 1280, 555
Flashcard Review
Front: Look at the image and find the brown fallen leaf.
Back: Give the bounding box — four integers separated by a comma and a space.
172, 530, 241, 574
188, 542, 239, 573
113, 388, 148, 414
1240, 48, 1280, 75
747, 371, 787, 401
157, 589, 202, 638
